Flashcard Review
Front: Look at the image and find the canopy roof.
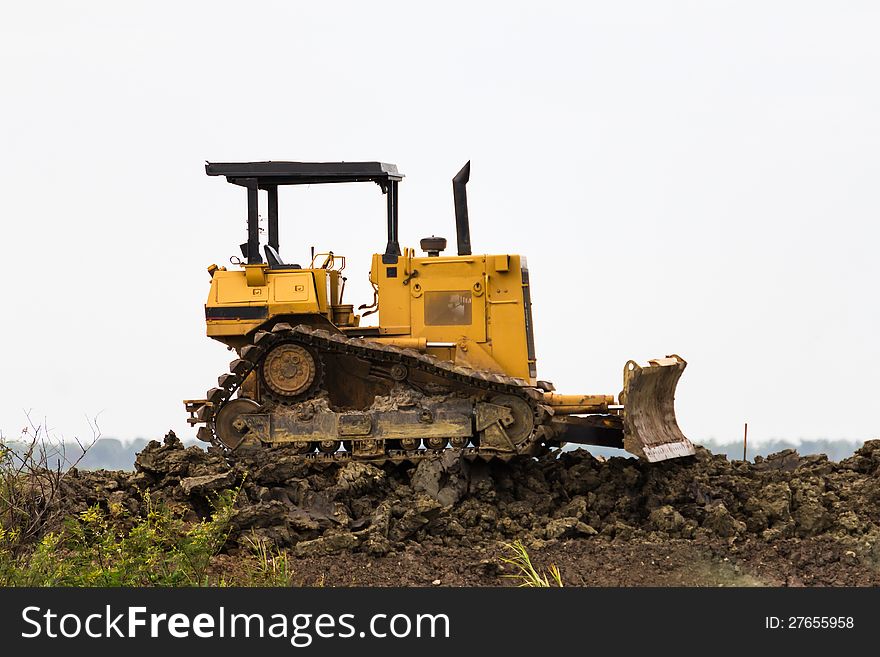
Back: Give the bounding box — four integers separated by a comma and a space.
205, 161, 403, 187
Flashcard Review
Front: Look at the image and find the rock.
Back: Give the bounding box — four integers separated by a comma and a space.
498, 517, 523, 536
180, 471, 237, 496
295, 531, 360, 557
232, 501, 290, 531
251, 456, 311, 485
243, 525, 293, 548
335, 462, 387, 496
602, 521, 636, 541
743, 497, 769, 532
446, 519, 466, 537
134, 440, 195, 478
414, 495, 443, 516
559, 459, 601, 495
795, 499, 832, 537
576, 523, 598, 536
542, 517, 597, 539
368, 501, 392, 537
702, 502, 745, 538
163, 430, 181, 447
649, 505, 687, 535
130, 471, 155, 489
287, 509, 321, 533
841, 440, 880, 474
545, 517, 579, 539
390, 496, 443, 541
251, 486, 271, 503
391, 510, 430, 541
837, 511, 863, 534
412, 451, 469, 507
361, 532, 392, 556
757, 482, 792, 522
621, 466, 641, 487
761, 524, 793, 541
754, 449, 801, 472
560, 496, 588, 520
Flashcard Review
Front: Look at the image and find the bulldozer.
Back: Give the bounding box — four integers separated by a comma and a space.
185, 161, 694, 463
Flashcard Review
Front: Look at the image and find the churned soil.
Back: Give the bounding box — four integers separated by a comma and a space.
58, 435, 880, 586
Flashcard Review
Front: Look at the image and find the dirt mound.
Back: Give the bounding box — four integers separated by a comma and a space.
58, 433, 880, 585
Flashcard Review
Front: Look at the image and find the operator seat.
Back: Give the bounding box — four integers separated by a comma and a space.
264, 245, 301, 269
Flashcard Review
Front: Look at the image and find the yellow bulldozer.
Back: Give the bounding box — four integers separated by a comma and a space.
185, 161, 694, 463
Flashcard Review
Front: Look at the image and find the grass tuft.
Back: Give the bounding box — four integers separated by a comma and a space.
242, 533, 294, 587
500, 540, 563, 587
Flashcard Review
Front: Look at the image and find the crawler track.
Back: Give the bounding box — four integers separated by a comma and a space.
193, 324, 557, 464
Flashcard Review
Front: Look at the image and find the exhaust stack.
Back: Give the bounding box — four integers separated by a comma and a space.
452, 161, 472, 256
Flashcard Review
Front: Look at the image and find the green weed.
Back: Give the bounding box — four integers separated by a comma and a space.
0, 488, 239, 587
242, 533, 294, 587
500, 540, 563, 587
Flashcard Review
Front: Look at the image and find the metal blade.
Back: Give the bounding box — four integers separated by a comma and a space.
621, 355, 695, 462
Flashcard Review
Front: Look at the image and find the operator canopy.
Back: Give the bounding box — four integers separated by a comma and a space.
206, 161, 405, 267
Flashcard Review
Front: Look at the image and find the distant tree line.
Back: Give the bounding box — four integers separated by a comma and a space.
585, 438, 867, 463
0, 438, 198, 472
705, 438, 866, 463
0, 436, 871, 471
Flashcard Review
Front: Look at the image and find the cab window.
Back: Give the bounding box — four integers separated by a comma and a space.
424, 290, 472, 326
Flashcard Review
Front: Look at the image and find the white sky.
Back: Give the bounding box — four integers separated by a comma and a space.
1, 1, 878, 447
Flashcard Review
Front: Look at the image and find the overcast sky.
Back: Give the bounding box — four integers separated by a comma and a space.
1, 1, 878, 448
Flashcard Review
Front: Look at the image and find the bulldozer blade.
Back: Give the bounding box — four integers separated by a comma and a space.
621, 355, 695, 462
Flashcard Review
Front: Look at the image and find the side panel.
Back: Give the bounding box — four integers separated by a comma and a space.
411, 268, 487, 343
371, 251, 535, 381
205, 269, 325, 340
271, 272, 314, 303
370, 252, 412, 335
484, 254, 534, 381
